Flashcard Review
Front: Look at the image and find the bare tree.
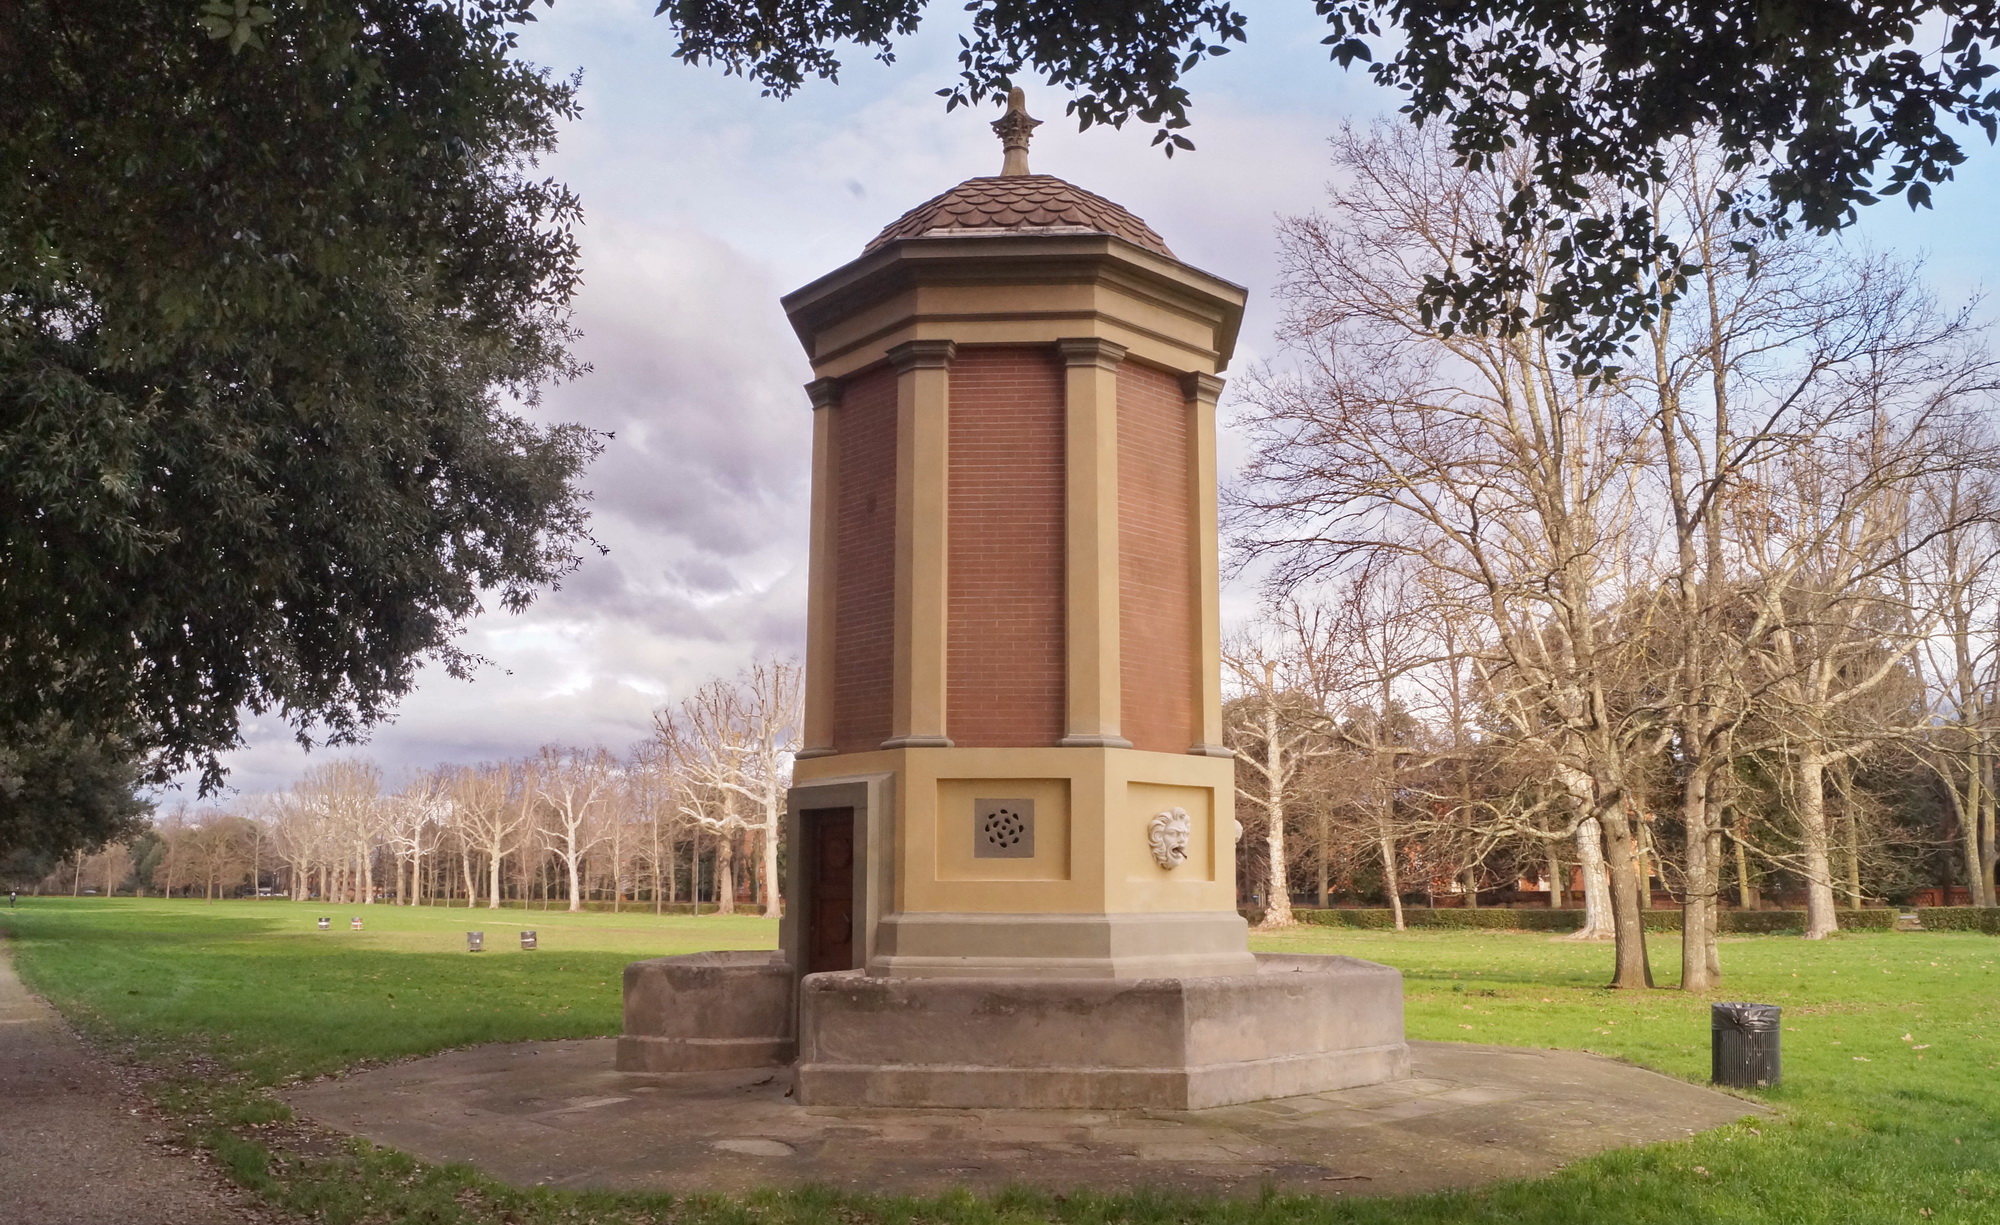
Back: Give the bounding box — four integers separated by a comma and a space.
656, 679, 756, 915
293, 760, 384, 904
1741, 406, 1992, 937
1904, 460, 2000, 908
1224, 622, 1337, 928
165, 811, 257, 901
1323, 562, 1440, 930
383, 775, 446, 906
723, 660, 801, 919
1236, 120, 1667, 986
536, 746, 613, 913
1634, 144, 2000, 974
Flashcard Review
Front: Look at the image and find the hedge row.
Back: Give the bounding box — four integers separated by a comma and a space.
1256, 907, 1906, 933
1916, 907, 2000, 933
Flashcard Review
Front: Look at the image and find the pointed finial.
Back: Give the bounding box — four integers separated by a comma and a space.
991, 87, 1041, 177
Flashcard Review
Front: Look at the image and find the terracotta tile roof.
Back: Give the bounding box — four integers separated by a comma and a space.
865, 175, 1174, 258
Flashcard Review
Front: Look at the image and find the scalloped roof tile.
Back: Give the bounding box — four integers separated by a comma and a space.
865, 175, 1174, 257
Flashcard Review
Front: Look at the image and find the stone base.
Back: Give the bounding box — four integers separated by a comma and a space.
795, 952, 1407, 1109
615, 951, 794, 1073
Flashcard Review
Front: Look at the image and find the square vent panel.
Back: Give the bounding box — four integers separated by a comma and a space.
974, 799, 1035, 859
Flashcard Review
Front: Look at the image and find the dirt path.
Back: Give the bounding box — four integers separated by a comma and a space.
0, 935, 271, 1224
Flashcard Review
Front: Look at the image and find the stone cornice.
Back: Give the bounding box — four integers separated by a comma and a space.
1056, 337, 1129, 372
886, 339, 957, 373
804, 377, 843, 410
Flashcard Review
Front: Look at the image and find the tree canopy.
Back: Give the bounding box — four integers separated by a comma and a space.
1, 1, 601, 791
0, 719, 150, 865
655, 0, 2000, 364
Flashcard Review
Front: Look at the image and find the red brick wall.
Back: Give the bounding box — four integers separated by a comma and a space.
832, 365, 898, 753
947, 347, 1067, 747
1117, 363, 1194, 753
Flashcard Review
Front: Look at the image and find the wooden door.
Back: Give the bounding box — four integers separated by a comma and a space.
804, 807, 856, 974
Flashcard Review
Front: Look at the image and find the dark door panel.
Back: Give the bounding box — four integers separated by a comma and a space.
804, 807, 856, 974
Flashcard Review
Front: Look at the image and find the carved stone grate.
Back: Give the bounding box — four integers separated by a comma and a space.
974, 799, 1035, 858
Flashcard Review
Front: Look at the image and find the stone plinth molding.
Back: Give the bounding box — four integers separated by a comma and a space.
794, 952, 1409, 1110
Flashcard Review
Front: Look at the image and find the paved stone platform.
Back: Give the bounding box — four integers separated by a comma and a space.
286, 1038, 1767, 1199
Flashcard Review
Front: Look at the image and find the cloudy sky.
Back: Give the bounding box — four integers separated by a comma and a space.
188, 0, 2000, 798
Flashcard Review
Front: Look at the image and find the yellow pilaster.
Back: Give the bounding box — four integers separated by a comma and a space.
1058, 337, 1130, 749
1182, 372, 1231, 757
885, 339, 955, 749
798, 377, 842, 759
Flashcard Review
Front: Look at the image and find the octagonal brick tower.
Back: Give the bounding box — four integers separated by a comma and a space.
778, 94, 1251, 984
620, 93, 1406, 1110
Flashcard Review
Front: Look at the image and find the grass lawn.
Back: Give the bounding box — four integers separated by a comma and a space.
3, 897, 1997, 1224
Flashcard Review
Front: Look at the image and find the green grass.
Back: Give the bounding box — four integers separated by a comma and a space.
4, 897, 1998, 1225
0, 898, 775, 1084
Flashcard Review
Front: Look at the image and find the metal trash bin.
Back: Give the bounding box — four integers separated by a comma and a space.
520, 930, 537, 950
1711, 1002, 1782, 1087
467, 931, 484, 952
316, 917, 330, 930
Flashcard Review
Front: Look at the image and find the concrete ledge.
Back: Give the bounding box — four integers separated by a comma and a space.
796, 952, 1407, 1108
616, 950, 794, 1072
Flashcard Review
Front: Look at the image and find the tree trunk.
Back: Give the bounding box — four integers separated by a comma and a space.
1597, 808, 1655, 988
1734, 824, 1755, 909
1546, 845, 1565, 908
1962, 748, 1995, 908
1797, 752, 1840, 939
488, 844, 505, 911
1705, 826, 1724, 981
761, 795, 782, 920
1257, 711, 1295, 927
1842, 801, 1863, 907
460, 848, 478, 909
1634, 817, 1654, 910
1982, 752, 1998, 908
715, 832, 736, 915
1570, 817, 1614, 940
1317, 809, 1330, 909
566, 846, 583, 913
1681, 766, 1719, 992
1379, 836, 1404, 931
1261, 804, 1294, 925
